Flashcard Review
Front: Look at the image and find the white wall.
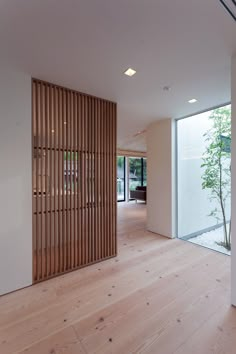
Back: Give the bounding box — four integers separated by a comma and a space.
147, 119, 175, 238
177, 110, 231, 237
0, 63, 32, 295
231, 54, 236, 306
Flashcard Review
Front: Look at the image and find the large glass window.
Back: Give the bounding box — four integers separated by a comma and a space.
177, 105, 231, 255
129, 157, 142, 198
129, 157, 147, 199
117, 156, 125, 201
116, 156, 147, 202
143, 158, 147, 186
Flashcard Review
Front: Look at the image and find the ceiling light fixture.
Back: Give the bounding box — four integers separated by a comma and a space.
163, 86, 171, 92
124, 68, 136, 77
188, 98, 197, 103
51, 129, 55, 133
133, 129, 146, 137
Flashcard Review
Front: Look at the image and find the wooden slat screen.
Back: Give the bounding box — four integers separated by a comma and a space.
32, 79, 117, 282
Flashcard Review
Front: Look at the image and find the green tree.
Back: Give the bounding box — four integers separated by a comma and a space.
201, 106, 231, 250
117, 156, 124, 169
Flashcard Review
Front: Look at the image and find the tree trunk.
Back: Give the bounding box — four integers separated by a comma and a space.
218, 155, 229, 248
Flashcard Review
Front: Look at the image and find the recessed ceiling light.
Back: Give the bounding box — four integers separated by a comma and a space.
64, 121, 67, 125
124, 68, 136, 77
163, 86, 171, 92
188, 98, 197, 103
51, 129, 55, 133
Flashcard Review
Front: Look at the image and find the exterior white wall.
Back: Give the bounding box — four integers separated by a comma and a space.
147, 119, 175, 238
177, 111, 231, 237
231, 54, 236, 306
0, 63, 32, 295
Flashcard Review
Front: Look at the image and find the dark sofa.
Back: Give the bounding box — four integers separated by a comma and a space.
130, 186, 147, 203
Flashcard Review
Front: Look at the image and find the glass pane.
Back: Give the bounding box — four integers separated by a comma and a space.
177, 105, 231, 255
143, 158, 147, 186
129, 157, 142, 198
117, 156, 125, 201
64, 151, 79, 194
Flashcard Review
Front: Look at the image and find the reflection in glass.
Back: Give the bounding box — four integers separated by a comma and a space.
143, 158, 147, 186
129, 157, 142, 198
117, 156, 125, 201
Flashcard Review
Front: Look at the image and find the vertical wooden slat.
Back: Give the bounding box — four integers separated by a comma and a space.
34, 81, 39, 281
107, 101, 110, 257
104, 100, 106, 259
73, 92, 77, 268
104, 101, 108, 258
108, 102, 111, 256
112, 103, 115, 255
97, 100, 101, 261
65, 91, 69, 270
69, 91, 73, 269
87, 97, 91, 264
100, 100, 104, 259
94, 99, 97, 262
44, 84, 48, 278
73, 94, 75, 269
80, 96, 84, 266
85, 96, 89, 265
32, 81, 35, 281
114, 103, 117, 255
83, 98, 85, 265
113, 103, 116, 255
80, 94, 85, 266
107, 102, 110, 257
53, 87, 57, 275
111, 103, 114, 254
49, 85, 53, 276
109, 102, 112, 255
102, 100, 106, 259
77, 94, 81, 268
62, 89, 66, 272
39, 83, 43, 280
57, 88, 61, 274
86, 97, 89, 264
94, 98, 97, 262
91, 97, 94, 263
82, 95, 86, 265
103, 100, 107, 258
111, 102, 114, 255
100, 100, 103, 260
90, 98, 93, 263
77, 94, 83, 266
111, 104, 114, 254
33, 79, 117, 283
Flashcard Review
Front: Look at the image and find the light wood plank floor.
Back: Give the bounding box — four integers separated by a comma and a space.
0, 202, 235, 354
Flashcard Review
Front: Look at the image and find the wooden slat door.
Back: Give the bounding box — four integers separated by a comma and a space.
32, 79, 117, 282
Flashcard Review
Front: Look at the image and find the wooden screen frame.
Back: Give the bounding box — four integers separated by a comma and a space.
32, 79, 117, 283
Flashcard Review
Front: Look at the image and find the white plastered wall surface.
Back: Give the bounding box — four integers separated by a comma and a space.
147, 118, 176, 238
0, 61, 32, 295
231, 53, 236, 306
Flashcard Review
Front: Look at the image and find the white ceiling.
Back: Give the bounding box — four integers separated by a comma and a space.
0, 0, 235, 151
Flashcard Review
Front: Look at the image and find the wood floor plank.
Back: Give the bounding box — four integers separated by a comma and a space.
0, 202, 233, 354
0, 242, 210, 353
174, 304, 236, 354
19, 326, 86, 354
72, 254, 230, 353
